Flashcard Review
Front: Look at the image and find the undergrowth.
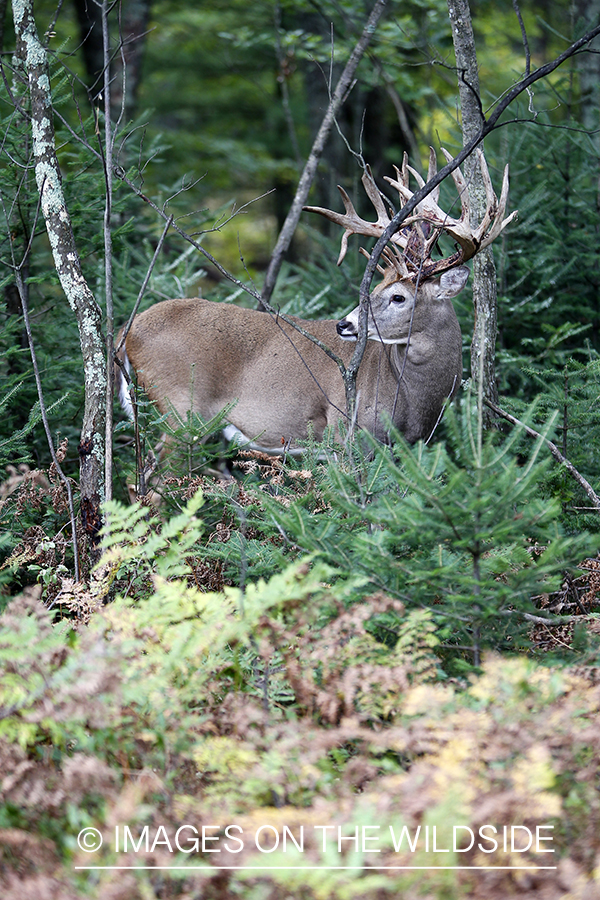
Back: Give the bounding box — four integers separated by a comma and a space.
1, 404, 600, 898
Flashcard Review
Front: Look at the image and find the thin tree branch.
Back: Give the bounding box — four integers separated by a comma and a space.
499, 609, 592, 625
12, 265, 81, 580
116, 214, 174, 353
512, 0, 531, 77
485, 400, 600, 511
260, 0, 388, 307
101, 0, 115, 504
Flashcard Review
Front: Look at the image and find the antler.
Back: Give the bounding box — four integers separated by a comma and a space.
303, 164, 420, 269
303, 148, 518, 281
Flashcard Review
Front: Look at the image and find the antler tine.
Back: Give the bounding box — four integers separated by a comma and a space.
360, 164, 392, 225
426, 146, 440, 207
476, 153, 518, 250
389, 159, 424, 201
380, 244, 410, 280
303, 184, 374, 266
438, 147, 471, 231
401, 151, 409, 185
303, 165, 409, 265
398, 148, 439, 204
359, 245, 389, 277
386, 154, 413, 209
359, 244, 410, 280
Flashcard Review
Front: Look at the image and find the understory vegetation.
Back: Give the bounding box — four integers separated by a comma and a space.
1, 0, 600, 897
2, 401, 600, 898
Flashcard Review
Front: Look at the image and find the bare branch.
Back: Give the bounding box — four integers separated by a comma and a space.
116, 215, 174, 353
261, 0, 388, 307
499, 609, 593, 625
12, 265, 81, 581
512, 0, 531, 77
486, 400, 600, 511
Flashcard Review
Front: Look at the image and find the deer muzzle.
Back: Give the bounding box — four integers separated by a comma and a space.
336, 317, 358, 341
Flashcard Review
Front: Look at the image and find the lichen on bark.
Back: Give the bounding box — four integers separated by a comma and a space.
447, 0, 500, 430
13, 0, 106, 547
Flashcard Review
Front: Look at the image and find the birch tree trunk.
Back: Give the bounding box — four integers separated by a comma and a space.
447, 0, 498, 429
13, 0, 106, 549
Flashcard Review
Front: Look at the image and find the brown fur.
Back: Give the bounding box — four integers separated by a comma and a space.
118, 267, 466, 451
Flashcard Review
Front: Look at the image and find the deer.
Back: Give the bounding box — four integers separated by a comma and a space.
116, 148, 516, 462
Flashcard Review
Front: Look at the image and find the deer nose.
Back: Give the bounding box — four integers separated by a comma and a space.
337, 319, 357, 339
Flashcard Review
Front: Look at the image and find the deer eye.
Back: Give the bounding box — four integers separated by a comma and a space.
390, 293, 406, 304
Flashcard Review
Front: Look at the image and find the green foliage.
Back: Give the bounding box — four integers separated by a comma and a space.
0, 386, 40, 470
198, 403, 587, 672
1, 523, 600, 896
500, 123, 600, 388
504, 354, 600, 523
101, 488, 205, 582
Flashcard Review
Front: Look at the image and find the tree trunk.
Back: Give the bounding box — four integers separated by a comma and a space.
574, 0, 600, 218
447, 0, 499, 430
574, 0, 600, 135
13, 0, 106, 551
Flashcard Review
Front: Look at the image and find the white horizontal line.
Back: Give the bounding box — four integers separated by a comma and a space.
75, 865, 558, 871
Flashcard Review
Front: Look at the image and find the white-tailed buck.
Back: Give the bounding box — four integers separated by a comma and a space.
117, 149, 515, 454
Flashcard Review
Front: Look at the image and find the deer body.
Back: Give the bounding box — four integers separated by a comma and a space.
118, 149, 515, 459
119, 267, 465, 450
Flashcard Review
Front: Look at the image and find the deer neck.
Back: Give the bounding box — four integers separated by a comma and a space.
389, 342, 404, 382
387, 333, 436, 379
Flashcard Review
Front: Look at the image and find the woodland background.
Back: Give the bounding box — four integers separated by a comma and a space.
1, 1, 600, 898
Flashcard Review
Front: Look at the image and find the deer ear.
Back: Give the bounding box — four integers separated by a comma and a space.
436, 266, 470, 299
